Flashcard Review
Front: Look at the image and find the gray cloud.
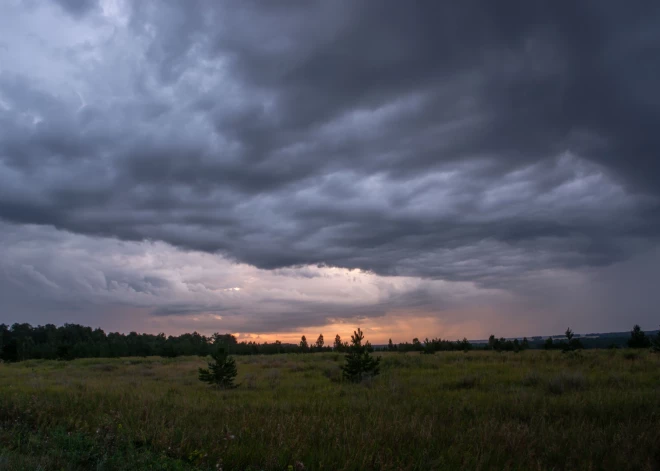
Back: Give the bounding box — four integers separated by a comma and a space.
0, 0, 659, 315
0, 222, 516, 336
52, 0, 99, 17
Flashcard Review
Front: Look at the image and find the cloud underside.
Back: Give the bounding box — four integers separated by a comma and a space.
0, 1, 659, 333
2, 221, 660, 338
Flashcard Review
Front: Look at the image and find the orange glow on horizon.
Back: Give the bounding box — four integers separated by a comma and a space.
124, 306, 539, 345
225, 314, 494, 345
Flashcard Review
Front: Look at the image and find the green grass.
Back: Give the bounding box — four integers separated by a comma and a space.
1, 350, 660, 470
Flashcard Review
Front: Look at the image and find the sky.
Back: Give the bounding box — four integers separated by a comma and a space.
1, 0, 659, 343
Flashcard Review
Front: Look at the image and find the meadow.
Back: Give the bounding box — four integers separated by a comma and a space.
1, 350, 659, 470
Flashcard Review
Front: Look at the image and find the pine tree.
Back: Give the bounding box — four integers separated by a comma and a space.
563, 327, 583, 351
565, 328, 574, 343
628, 324, 651, 349
487, 334, 496, 350
333, 334, 343, 352
387, 338, 396, 351
299, 335, 309, 352
340, 328, 381, 382
198, 347, 237, 389
315, 333, 324, 350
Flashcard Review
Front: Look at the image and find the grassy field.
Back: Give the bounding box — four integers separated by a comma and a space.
1, 350, 659, 470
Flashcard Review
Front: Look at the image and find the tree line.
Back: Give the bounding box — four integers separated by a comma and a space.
1, 322, 658, 362
0, 323, 337, 362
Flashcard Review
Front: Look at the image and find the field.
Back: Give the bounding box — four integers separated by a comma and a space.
1, 350, 660, 470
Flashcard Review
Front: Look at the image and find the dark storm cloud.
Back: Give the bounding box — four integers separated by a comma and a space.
52, 0, 99, 17
151, 305, 231, 317
0, 0, 659, 285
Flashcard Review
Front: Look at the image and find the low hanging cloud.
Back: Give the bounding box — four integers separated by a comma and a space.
0, 222, 518, 337
1, 0, 659, 336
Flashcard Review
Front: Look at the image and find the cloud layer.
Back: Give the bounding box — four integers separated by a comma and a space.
1, 0, 659, 336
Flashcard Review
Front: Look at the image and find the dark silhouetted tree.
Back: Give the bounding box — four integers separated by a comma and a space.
565, 328, 574, 343
387, 338, 397, 351
315, 334, 324, 350
488, 335, 496, 350
198, 347, 237, 389
341, 328, 381, 382
299, 335, 309, 352
628, 324, 651, 349
563, 327, 583, 351
333, 334, 343, 352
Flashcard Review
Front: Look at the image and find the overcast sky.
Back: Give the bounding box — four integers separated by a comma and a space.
1, 0, 659, 342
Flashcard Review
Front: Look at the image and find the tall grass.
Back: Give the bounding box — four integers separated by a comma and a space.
1, 350, 659, 470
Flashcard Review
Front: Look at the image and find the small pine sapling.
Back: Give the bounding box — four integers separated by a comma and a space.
198, 347, 238, 389
340, 328, 381, 382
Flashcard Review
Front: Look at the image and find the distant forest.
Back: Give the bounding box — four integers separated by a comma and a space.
0, 322, 658, 362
